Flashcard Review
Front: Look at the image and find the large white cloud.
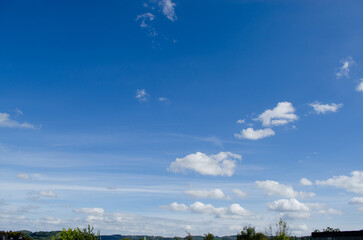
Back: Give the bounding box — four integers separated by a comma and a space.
316, 171, 363, 195
310, 102, 343, 114
234, 128, 275, 140
268, 198, 310, 212
169, 152, 241, 176
184, 189, 227, 199
164, 201, 252, 219
0, 113, 35, 129
255, 102, 298, 126
256, 180, 315, 198
336, 56, 354, 79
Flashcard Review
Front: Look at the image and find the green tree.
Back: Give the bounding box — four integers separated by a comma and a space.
204, 233, 214, 240
185, 232, 193, 240
237, 226, 266, 240
323, 227, 340, 233
53, 225, 100, 240
274, 219, 290, 240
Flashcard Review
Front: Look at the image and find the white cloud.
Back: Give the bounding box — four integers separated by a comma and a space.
233, 189, 247, 198
27, 191, 57, 200
0, 113, 35, 129
158, 97, 170, 103
268, 198, 310, 212
169, 152, 241, 176
336, 56, 354, 79
136, 89, 150, 102
256, 102, 298, 126
74, 208, 105, 215
236, 119, 245, 124
164, 201, 252, 219
38, 191, 57, 198
136, 12, 155, 28
349, 197, 363, 205
310, 102, 343, 114
316, 171, 363, 195
184, 189, 227, 199
158, 0, 177, 21
234, 127, 275, 140
356, 79, 363, 92
300, 178, 313, 186
256, 180, 315, 198
17, 173, 31, 180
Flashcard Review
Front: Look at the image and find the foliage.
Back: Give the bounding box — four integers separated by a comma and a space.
237, 226, 266, 240
274, 219, 290, 240
322, 227, 340, 233
52, 225, 99, 240
0, 231, 33, 240
185, 232, 193, 240
204, 233, 214, 240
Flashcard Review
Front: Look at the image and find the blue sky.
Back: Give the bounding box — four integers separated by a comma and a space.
1, 0, 363, 236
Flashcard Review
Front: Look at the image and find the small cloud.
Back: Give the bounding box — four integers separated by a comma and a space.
28, 191, 57, 200
233, 189, 247, 198
336, 56, 355, 79
136, 89, 150, 102
136, 12, 155, 28
158, 97, 170, 103
255, 102, 298, 126
310, 102, 343, 114
15, 108, 23, 115
74, 208, 105, 215
356, 79, 363, 93
158, 0, 177, 21
234, 128, 275, 140
349, 197, 363, 205
0, 112, 35, 129
236, 119, 245, 124
184, 189, 228, 199
17, 173, 31, 180
169, 151, 241, 176
300, 178, 313, 186
256, 180, 315, 198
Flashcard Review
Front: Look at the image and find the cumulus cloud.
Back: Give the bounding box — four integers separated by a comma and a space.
336, 56, 354, 79
255, 102, 298, 126
158, 0, 177, 21
256, 180, 315, 198
169, 152, 241, 176
316, 171, 363, 195
184, 189, 228, 199
0, 113, 35, 129
357, 79, 363, 93
268, 198, 341, 220
233, 189, 247, 198
234, 127, 275, 140
300, 178, 313, 186
136, 89, 150, 102
349, 197, 363, 205
164, 201, 252, 219
310, 102, 343, 114
268, 198, 310, 212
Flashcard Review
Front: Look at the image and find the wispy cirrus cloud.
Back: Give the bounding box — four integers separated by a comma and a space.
136, 89, 150, 102
168, 152, 241, 176
336, 56, 355, 79
0, 112, 35, 129
310, 102, 343, 114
